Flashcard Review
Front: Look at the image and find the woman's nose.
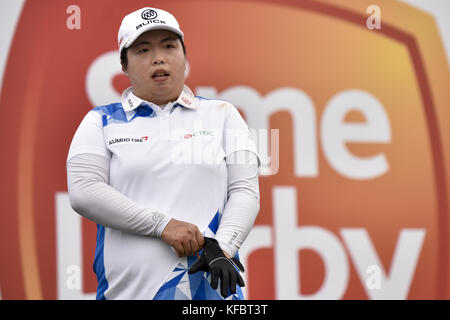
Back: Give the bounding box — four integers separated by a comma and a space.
152, 55, 166, 65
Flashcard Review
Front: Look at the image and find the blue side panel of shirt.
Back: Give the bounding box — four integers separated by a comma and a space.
93, 224, 108, 300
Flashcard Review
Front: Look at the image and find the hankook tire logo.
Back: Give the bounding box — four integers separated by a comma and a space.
141, 9, 157, 20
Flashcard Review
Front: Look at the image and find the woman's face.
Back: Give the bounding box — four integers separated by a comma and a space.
124, 29, 186, 105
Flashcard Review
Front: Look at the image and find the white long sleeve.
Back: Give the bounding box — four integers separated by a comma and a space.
215, 151, 260, 257
67, 150, 260, 254
67, 153, 172, 237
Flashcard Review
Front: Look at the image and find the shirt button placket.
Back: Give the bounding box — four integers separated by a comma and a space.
160, 111, 170, 141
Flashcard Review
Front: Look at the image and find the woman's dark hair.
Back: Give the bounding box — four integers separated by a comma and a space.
121, 35, 186, 69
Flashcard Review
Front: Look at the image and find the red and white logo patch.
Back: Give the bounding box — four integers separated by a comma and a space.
182, 97, 191, 105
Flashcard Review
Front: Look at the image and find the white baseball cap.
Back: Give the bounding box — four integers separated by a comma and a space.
118, 7, 184, 55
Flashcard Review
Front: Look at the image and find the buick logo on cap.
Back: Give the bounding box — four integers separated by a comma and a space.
141, 9, 157, 20
136, 9, 166, 29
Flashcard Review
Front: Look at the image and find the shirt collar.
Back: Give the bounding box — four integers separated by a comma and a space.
121, 85, 197, 112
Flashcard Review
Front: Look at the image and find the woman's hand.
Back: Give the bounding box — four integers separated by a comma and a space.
161, 218, 205, 257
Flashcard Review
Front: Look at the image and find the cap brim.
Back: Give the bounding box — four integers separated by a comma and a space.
122, 25, 184, 52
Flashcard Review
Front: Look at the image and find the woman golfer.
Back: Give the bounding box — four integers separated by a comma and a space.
67, 7, 260, 300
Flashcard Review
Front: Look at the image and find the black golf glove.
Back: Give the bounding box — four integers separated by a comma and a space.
188, 237, 245, 297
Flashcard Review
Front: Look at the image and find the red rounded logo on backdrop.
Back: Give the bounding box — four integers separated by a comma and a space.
0, 0, 449, 300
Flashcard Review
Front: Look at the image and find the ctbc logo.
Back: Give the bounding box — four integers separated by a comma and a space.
141, 9, 157, 20
183, 131, 214, 139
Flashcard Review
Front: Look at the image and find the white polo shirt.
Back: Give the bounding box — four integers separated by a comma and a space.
67, 85, 258, 300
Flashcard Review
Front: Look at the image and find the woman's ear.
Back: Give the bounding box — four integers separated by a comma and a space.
184, 60, 190, 79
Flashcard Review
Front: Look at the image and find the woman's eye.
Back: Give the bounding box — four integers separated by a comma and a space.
166, 44, 175, 49
138, 48, 149, 53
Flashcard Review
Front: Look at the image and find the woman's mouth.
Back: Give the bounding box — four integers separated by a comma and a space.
152, 70, 170, 82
